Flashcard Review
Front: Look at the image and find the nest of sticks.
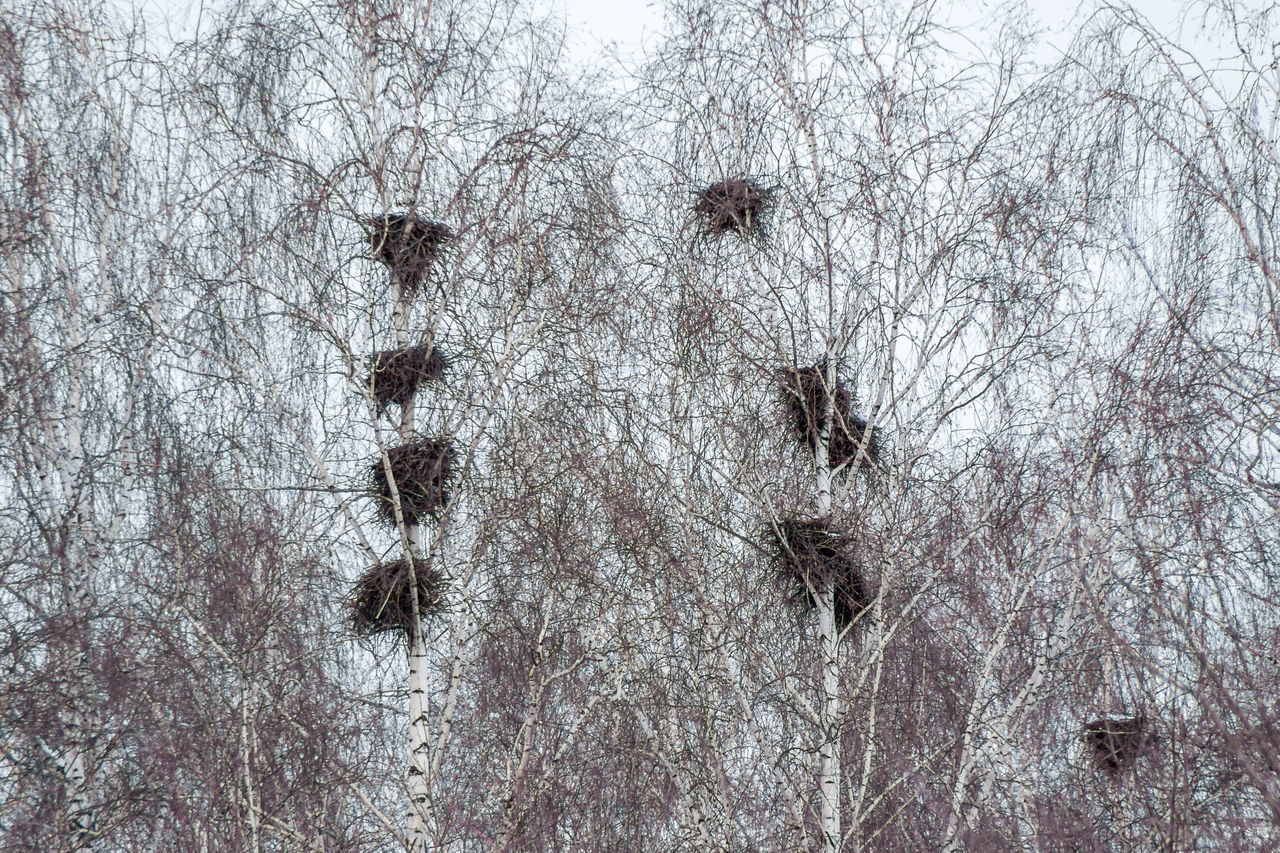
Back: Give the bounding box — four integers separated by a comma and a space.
366, 214, 452, 292
371, 438, 454, 525
780, 364, 880, 470
351, 556, 446, 640
694, 179, 771, 238
1082, 716, 1152, 775
367, 345, 446, 412
766, 517, 869, 629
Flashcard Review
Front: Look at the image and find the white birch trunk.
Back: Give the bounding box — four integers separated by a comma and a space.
816, 359, 840, 853
49, 273, 101, 850
407, 616, 433, 852
389, 279, 436, 852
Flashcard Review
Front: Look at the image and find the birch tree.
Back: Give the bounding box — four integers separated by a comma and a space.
176, 0, 630, 848
6, 0, 1280, 849
1, 4, 371, 849
610, 0, 1172, 849
0, 7, 173, 844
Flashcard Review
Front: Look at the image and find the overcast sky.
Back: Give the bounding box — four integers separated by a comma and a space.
556, 0, 1212, 70
116, 0, 1217, 73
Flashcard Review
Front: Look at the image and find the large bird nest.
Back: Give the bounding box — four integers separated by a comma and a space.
367, 345, 446, 412
371, 438, 454, 525
694, 179, 771, 238
780, 364, 880, 470
1082, 716, 1152, 775
766, 517, 869, 629
351, 556, 446, 640
366, 214, 452, 293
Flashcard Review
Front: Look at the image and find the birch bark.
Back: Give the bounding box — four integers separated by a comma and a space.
388, 274, 436, 852
815, 357, 839, 853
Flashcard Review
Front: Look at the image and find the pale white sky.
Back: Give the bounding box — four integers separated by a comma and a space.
116, 0, 1208, 70
559, 0, 663, 66
556, 0, 1209, 70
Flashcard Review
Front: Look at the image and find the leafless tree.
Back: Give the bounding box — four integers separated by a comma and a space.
4, 0, 1278, 850
0, 4, 369, 850
601, 0, 1279, 850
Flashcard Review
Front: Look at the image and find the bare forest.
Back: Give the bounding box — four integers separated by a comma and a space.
2, 0, 1278, 850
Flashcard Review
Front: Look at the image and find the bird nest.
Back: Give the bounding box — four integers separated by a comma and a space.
371, 438, 454, 525
780, 364, 880, 470
693, 179, 771, 238
1082, 716, 1152, 775
367, 346, 446, 412
366, 214, 452, 293
351, 556, 446, 640
766, 517, 869, 628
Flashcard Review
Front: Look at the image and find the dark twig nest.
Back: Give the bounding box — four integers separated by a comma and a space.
367, 346, 446, 412
766, 517, 869, 629
351, 556, 446, 640
366, 214, 452, 292
694, 179, 770, 237
780, 364, 880, 470
371, 438, 454, 525
1082, 716, 1152, 775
